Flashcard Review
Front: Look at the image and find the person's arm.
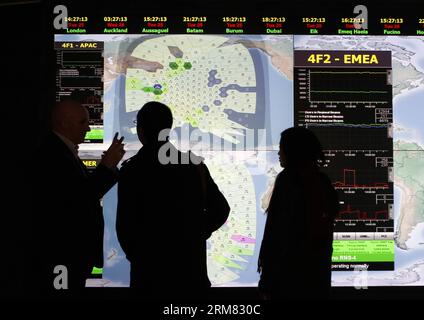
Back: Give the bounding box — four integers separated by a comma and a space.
321, 173, 340, 222
116, 168, 134, 260
257, 172, 286, 295
86, 163, 118, 200
198, 163, 230, 239
85, 133, 126, 199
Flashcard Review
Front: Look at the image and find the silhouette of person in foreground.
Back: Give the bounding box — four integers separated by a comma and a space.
116, 101, 230, 299
258, 127, 339, 299
30, 99, 125, 296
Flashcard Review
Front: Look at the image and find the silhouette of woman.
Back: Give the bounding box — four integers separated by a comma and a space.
258, 127, 339, 299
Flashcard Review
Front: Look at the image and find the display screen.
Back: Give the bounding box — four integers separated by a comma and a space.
54, 10, 424, 288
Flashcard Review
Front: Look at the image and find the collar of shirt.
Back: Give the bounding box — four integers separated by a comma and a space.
53, 131, 79, 159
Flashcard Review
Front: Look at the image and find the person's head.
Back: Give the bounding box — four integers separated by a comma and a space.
51, 99, 90, 145
136, 101, 173, 145
278, 127, 324, 168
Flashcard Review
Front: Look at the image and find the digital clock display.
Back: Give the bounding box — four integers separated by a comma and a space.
380, 18, 404, 23
183, 17, 207, 22
341, 17, 365, 23
262, 17, 286, 23
144, 17, 167, 22
302, 17, 326, 23
222, 17, 246, 23
66, 17, 88, 22
104, 16, 128, 22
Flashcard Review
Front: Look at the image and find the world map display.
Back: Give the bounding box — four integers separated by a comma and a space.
55, 33, 424, 287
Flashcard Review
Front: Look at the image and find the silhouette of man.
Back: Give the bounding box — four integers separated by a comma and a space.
116, 101, 230, 299
258, 127, 339, 299
30, 99, 125, 296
